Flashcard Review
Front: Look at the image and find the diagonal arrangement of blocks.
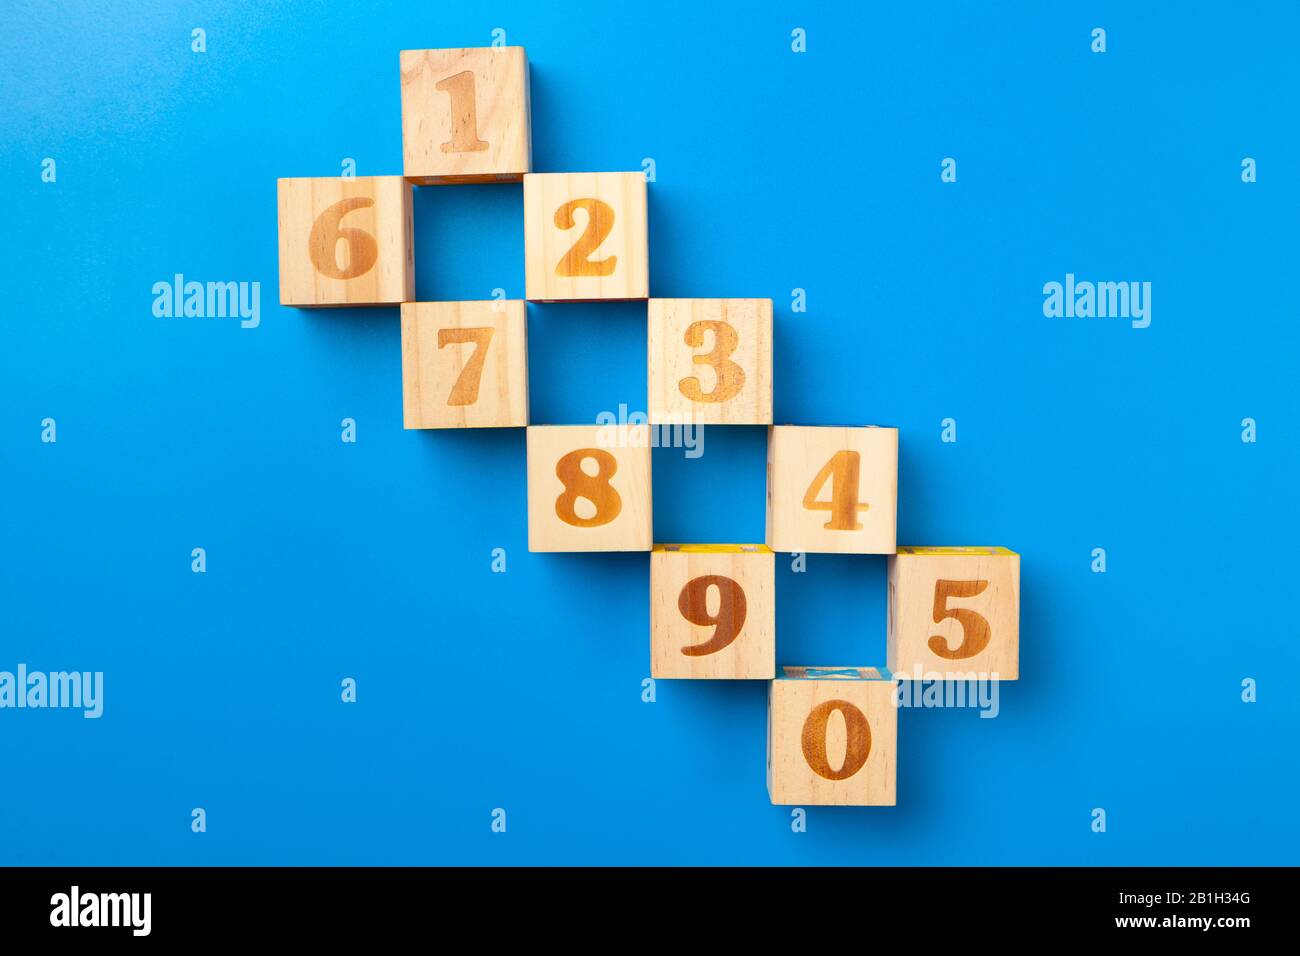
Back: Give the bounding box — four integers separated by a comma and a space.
276, 46, 1021, 807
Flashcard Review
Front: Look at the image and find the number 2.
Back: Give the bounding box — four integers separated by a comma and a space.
554, 199, 617, 277
928, 579, 991, 659
802, 450, 869, 530
436, 327, 494, 406
678, 575, 747, 656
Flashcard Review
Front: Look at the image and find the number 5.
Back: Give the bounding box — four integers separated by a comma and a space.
928, 579, 990, 659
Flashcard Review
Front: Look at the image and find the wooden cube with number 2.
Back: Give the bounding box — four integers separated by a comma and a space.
766, 426, 898, 554
277, 176, 413, 307
888, 547, 1020, 680
527, 425, 652, 552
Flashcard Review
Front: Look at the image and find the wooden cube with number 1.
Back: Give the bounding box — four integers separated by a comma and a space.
767, 667, 898, 806
400, 301, 528, 429
523, 173, 648, 302
527, 425, 652, 552
277, 176, 413, 307
888, 547, 1020, 680
650, 545, 775, 679
766, 425, 898, 554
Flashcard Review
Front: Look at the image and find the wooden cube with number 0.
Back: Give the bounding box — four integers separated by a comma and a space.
527, 425, 652, 552
767, 667, 897, 806
648, 299, 773, 425
523, 173, 648, 302
888, 547, 1020, 680
400, 47, 531, 184
766, 426, 898, 554
277, 176, 413, 307
400, 301, 528, 429
650, 545, 775, 680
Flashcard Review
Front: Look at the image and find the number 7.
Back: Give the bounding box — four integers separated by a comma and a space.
437, 327, 494, 406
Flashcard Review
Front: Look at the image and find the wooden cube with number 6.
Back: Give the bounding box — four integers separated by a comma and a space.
523, 172, 648, 302
888, 547, 1020, 680
527, 425, 652, 552
650, 545, 775, 679
767, 667, 897, 806
766, 426, 898, 554
400, 301, 528, 429
277, 176, 413, 307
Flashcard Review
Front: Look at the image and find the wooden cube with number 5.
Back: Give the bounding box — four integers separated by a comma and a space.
766, 426, 898, 554
650, 544, 775, 679
888, 547, 1020, 680
400, 301, 528, 429
277, 176, 413, 307
527, 425, 652, 552
767, 667, 897, 806
523, 173, 648, 302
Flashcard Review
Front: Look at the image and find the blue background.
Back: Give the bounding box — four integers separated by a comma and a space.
2, 0, 1297, 865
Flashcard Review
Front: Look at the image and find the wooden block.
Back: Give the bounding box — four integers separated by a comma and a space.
526, 425, 652, 552
523, 172, 649, 302
400, 300, 528, 429
277, 176, 413, 307
767, 667, 897, 806
400, 47, 531, 184
766, 425, 898, 554
888, 546, 1020, 680
650, 545, 775, 679
648, 299, 773, 425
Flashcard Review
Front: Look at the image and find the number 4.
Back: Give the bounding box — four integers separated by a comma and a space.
802, 450, 869, 530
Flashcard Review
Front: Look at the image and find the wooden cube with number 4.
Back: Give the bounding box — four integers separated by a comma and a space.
523, 173, 648, 302
767, 667, 897, 806
888, 547, 1020, 680
400, 301, 528, 429
277, 176, 413, 307
766, 426, 898, 554
527, 425, 652, 552
650, 545, 775, 680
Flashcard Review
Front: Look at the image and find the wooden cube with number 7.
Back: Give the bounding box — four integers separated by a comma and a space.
766, 426, 898, 554
888, 547, 1020, 680
277, 176, 413, 307
527, 425, 652, 552
400, 301, 528, 429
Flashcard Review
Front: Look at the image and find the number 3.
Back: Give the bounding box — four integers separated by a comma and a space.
928, 579, 991, 659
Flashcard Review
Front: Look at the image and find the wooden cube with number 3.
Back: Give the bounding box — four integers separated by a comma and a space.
650, 544, 775, 679
766, 425, 898, 554
888, 547, 1020, 680
400, 301, 528, 429
523, 173, 648, 302
767, 667, 897, 806
527, 425, 652, 552
400, 47, 531, 184
648, 299, 773, 425
277, 176, 413, 307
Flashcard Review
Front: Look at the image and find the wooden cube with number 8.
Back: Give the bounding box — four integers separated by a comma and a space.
523, 173, 648, 302
277, 176, 413, 307
888, 547, 1020, 680
527, 425, 652, 552
766, 425, 898, 554
400, 300, 528, 429
650, 544, 775, 680
767, 667, 897, 806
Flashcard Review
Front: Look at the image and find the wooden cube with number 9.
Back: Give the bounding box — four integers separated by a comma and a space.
400, 300, 528, 429
526, 425, 652, 552
650, 544, 775, 679
277, 176, 413, 307
888, 547, 1020, 680
766, 426, 898, 554
523, 172, 649, 302
767, 667, 897, 806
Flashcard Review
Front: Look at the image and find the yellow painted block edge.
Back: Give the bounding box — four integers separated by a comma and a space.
652, 544, 773, 554
896, 546, 1018, 556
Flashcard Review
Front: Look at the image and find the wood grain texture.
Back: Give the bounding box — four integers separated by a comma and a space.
650, 544, 775, 679
526, 425, 652, 552
277, 176, 413, 307
648, 298, 773, 425
400, 47, 531, 184
767, 667, 897, 806
887, 546, 1020, 680
766, 425, 898, 554
400, 300, 528, 429
523, 172, 649, 301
